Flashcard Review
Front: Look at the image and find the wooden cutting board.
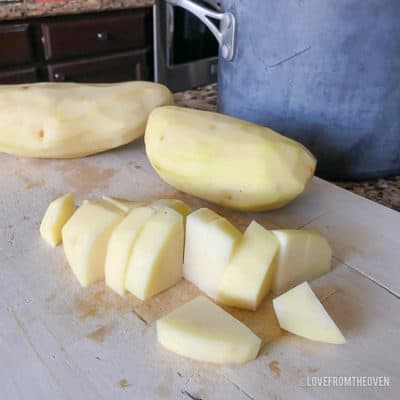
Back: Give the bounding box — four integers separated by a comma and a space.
0, 139, 399, 400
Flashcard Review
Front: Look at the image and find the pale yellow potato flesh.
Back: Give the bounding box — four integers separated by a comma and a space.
101, 196, 146, 213
104, 206, 156, 296
0, 81, 173, 158
217, 221, 279, 310
40, 193, 76, 247
157, 296, 261, 364
145, 106, 316, 211
182, 208, 220, 287
273, 282, 345, 344
183, 208, 241, 299
271, 230, 332, 294
125, 207, 184, 300
61, 200, 125, 287
101, 196, 192, 216
150, 198, 192, 217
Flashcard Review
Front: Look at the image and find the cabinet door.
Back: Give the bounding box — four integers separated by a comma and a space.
47, 50, 149, 83
41, 10, 149, 61
0, 24, 34, 67
0, 66, 38, 84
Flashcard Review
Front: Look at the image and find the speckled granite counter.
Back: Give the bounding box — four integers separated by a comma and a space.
0, 0, 153, 20
174, 84, 400, 212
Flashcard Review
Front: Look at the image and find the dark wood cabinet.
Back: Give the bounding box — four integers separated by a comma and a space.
47, 49, 149, 83
0, 8, 153, 85
0, 66, 38, 84
0, 24, 34, 67
41, 12, 148, 61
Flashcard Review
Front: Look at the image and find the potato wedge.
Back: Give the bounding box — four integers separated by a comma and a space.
105, 206, 156, 296
183, 208, 241, 299
62, 200, 125, 286
150, 198, 192, 217
273, 282, 345, 344
125, 207, 184, 300
101, 196, 146, 213
40, 193, 75, 247
217, 221, 279, 310
271, 230, 332, 294
157, 296, 261, 363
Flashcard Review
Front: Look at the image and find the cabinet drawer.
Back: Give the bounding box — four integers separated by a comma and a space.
47, 50, 149, 83
41, 11, 149, 61
0, 24, 34, 67
0, 66, 38, 84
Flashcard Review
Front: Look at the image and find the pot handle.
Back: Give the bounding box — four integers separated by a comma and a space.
166, 0, 236, 61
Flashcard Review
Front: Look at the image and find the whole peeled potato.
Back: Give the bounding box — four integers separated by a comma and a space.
145, 106, 316, 211
0, 81, 173, 158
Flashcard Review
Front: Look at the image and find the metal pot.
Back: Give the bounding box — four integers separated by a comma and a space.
167, 0, 400, 179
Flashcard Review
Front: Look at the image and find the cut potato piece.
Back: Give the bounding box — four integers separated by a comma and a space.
273, 282, 345, 344
182, 208, 221, 266
271, 230, 332, 294
150, 198, 192, 217
145, 106, 316, 211
0, 81, 173, 158
61, 200, 124, 286
40, 193, 75, 247
102, 196, 146, 213
217, 221, 279, 310
183, 208, 241, 299
104, 206, 156, 296
157, 296, 261, 364
182, 208, 220, 285
125, 207, 184, 300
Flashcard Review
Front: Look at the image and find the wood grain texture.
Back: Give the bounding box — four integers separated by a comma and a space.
0, 140, 399, 399
41, 10, 149, 61
0, 24, 33, 67
0, 65, 39, 84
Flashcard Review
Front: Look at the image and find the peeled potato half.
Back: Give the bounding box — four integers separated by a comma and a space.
0, 81, 173, 158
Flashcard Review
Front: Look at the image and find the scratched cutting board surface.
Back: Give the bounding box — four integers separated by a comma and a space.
0, 139, 399, 400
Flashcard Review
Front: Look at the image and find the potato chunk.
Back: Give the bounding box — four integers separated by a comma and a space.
157, 296, 261, 364
61, 200, 124, 286
40, 193, 75, 247
150, 198, 192, 217
273, 282, 345, 344
101, 196, 146, 213
105, 206, 156, 296
217, 221, 279, 310
271, 230, 332, 294
125, 207, 184, 300
183, 208, 241, 299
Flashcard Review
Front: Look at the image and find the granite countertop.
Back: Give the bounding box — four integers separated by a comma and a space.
0, 0, 154, 20
174, 84, 400, 212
